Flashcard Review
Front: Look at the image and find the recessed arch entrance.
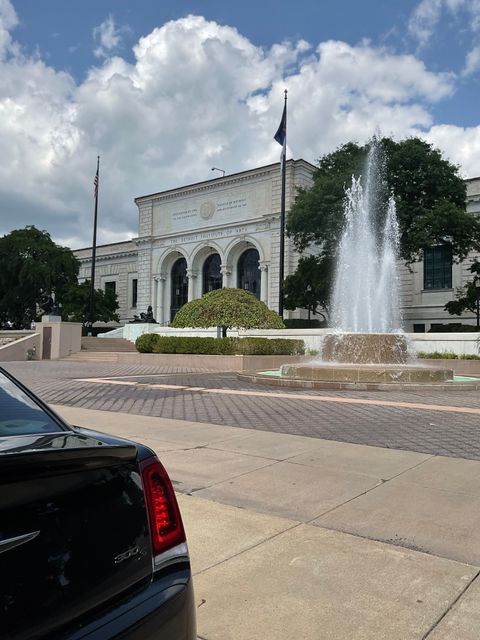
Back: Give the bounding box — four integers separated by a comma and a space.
170, 257, 188, 321
202, 253, 222, 294
237, 248, 261, 299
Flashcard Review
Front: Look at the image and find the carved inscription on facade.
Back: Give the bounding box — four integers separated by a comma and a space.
167, 226, 249, 245
152, 182, 271, 236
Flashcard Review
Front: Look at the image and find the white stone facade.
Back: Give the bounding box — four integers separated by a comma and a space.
74, 160, 314, 324
399, 177, 480, 332
74, 240, 138, 323
73, 163, 480, 332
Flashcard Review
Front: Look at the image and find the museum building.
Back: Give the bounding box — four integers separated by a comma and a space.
73, 161, 480, 332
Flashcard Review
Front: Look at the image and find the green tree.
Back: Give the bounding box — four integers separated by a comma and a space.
286, 137, 478, 318
283, 255, 333, 320
383, 138, 474, 263
61, 281, 120, 326
444, 261, 480, 320
0, 226, 79, 328
171, 288, 285, 337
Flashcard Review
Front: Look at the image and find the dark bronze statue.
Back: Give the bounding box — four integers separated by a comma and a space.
129, 305, 157, 323
41, 292, 61, 316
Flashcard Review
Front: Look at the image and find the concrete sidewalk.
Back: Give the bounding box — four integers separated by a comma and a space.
51, 404, 480, 640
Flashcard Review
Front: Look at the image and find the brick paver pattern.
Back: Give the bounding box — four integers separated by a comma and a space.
4, 360, 480, 461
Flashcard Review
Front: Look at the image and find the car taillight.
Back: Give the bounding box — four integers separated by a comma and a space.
140, 456, 186, 557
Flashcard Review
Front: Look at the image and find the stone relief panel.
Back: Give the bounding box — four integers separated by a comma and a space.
152, 180, 272, 236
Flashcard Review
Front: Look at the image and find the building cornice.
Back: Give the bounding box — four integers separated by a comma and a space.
73, 240, 136, 253
77, 250, 137, 263
134, 158, 315, 205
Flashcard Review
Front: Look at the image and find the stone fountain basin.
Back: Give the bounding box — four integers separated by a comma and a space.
321, 332, 409, 364
280, 362, 453, 384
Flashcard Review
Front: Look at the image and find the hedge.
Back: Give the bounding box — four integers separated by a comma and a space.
417, 351, 480, 360
135, 334, 305, 355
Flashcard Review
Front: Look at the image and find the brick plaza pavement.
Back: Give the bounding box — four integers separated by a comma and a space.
4, 359, 480, 461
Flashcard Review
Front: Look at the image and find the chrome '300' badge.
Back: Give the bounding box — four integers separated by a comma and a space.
114, 546, 144, 564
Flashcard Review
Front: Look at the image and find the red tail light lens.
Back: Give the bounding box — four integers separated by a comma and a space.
140, 456, 186, 556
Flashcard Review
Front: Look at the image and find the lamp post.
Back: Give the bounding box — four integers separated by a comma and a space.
211, 167, 225, 177
476, 284, 480, 330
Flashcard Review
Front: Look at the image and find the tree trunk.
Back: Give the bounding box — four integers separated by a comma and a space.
222, 326, 228, 338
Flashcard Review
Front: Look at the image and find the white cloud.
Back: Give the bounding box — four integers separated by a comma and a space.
0, 0, 17, 57
0, 9, 478, 249
0, 0, 17, 30
463, 44, 480, 74
409, 0, 480, 47
93, 14, 127, 58
426, 123, 480, 176
408, 0, 444, 47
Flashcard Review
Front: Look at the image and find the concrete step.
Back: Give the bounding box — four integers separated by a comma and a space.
63, 352, 120, 362
81, 337, 136, 352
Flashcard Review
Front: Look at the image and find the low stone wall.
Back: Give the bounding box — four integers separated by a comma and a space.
0, 333, 40, 362
421, 358, 480, 376
412, 333, 480, 356
115, 324, 330, 351
106, 353, 310, 371
114, 325, 480, 357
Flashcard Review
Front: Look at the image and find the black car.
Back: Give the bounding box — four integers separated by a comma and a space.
0, 366, 196, 640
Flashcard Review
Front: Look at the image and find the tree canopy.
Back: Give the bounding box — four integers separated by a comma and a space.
283, 255, 332, 320
444, 261, 480, 319
61, 280, 120, 326
0, 226, 79, 328
285, 137, 478, 316
171, 288, 284, 336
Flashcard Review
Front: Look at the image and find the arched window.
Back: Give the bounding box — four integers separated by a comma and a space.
203, 253, 222, 294
170, 257, 188, 321
237, 248, 260, 299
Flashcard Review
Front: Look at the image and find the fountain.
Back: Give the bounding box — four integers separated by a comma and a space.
240, 139, 472, 390
280, 139, 454, 387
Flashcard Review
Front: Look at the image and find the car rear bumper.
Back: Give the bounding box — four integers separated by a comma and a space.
59, 568, 196, 640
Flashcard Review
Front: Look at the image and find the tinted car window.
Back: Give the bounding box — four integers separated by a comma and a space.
0, 371, 63, 436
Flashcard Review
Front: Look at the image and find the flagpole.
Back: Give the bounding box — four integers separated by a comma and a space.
278, 89, 287, 318
88, 155, 100, 329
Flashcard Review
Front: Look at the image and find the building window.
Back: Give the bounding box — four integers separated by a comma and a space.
237, 248, 260, 299
170, 257, 188, 322
105, 281, 116, 295
131, 278, 138, 308
203, 253, 222, 294
423, 246, 452, 290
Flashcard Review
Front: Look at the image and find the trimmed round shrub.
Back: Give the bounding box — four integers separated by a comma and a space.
170, 288, 285, 332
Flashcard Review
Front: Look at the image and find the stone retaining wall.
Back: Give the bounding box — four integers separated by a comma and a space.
110, 353, 309, 371
0, 333, 40, 362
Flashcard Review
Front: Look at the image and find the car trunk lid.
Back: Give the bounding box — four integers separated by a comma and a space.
0, 432, 153, 640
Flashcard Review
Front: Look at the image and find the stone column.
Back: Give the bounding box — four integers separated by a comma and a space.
186, 269, 198, 301
152, 276, 158, 319
155, 274, 166, 325
259, 262, 269, 305
220, 264, 232, 288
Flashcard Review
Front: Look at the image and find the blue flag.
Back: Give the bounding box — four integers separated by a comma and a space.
274, 103, 286, 147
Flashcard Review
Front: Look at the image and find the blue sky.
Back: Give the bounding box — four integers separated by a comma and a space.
13, 0, 478, 125
2, 0, 480, 246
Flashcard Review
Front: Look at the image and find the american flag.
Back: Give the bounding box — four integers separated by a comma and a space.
94, 171, 99, 199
